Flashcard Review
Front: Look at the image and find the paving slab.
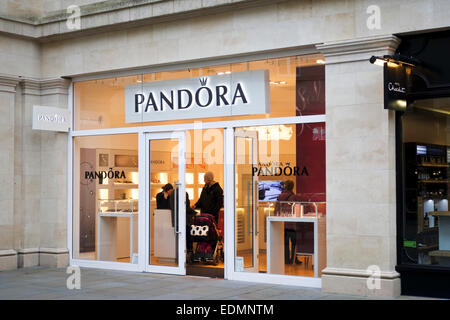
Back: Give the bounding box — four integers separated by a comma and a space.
0, 266, 442, 300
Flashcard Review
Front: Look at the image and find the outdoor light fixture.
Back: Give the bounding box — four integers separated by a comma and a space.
369, 54, 419, 67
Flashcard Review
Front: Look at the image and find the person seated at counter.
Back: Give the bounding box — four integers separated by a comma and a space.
275, 180, 302, 265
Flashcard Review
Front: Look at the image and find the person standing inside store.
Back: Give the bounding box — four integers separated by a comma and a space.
192, 171, 224, 222
276, 180, 302, 265
156, 183, 173, 209
167, 187, 197, 256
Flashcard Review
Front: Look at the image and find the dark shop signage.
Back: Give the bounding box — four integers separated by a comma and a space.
85, 168, 126, 180
384, 63, 408, 111
252, 163, 309, 177
125, 70, 270, 123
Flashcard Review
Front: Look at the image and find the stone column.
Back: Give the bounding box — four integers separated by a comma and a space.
39, 79, 70, 268
316, 35, 401, 297
16, 79, 42, 268
0, 74, 20, 270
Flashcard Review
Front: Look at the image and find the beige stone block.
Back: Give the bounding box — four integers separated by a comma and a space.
129, 4, 153, 21
0, 200, 13, 225
326, 135, 392, 171
0, 251, 17, 271
326, 234, 359, 269
18, 251, 39, 268
325, 72, 356, 107
0, 151, 12, 175
174, 0, 202, 12
190, 11, 232, 35
152, 19, 192, 42
232, 3, 277, 31
322, 274, 401, 298
126, 25, 153, 45
202, 0, 231, 8
327, 168, 393, 204
108, 8, 130, 25
354, 69, 383, 105
40, 223, 67, 249
277, 0, 312, 22
23, 151, 41, 176
153, 0, 174, 16
355, 204, 394, 238
39, 252, 69, 268
326, 104, 387, 140
42, 22, 60, 37
82, 12, 109, 30
0, 226, 14, 250
326, 204, 358, 236
40, 198, 66, 225
23, 175, 41, 197
41, 131, 68, 153
322, 12, 356, 42
41, 150, 66, 176
156, 38, 180, 64
311, 0, 354, 17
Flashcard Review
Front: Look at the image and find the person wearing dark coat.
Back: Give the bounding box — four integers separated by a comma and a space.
167, 188, 197, 254
192, 171, 223, 222
156, 183, 173, 209
276, 180, 302, 265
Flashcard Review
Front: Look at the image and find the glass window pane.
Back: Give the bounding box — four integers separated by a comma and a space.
401, 100, 450, 267
73, 134, 139, 263
73, 55, 325, 130
234, 123, 326, 277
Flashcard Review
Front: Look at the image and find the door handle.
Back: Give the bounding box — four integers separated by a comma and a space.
174, 180, 182, 235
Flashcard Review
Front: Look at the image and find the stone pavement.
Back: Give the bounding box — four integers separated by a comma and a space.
0, 267, 438, 300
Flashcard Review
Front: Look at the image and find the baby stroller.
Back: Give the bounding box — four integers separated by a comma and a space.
188, 213, 223, 265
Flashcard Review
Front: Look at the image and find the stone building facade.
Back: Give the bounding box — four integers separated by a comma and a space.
1, 0, 449, 298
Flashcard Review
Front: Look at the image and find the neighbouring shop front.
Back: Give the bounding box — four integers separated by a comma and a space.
387, 30, 450, 298
70, 54, 327, 287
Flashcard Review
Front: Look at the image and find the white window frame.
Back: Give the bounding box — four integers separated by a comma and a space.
67, 51, 326, 287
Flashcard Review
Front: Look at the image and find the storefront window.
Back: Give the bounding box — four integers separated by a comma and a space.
234, 122, 326, 277
73, 134, 139, 263
401, 98, 450, 267
73, 54, 324, 130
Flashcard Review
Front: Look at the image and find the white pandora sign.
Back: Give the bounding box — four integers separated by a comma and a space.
125, 70, 270, 123
32, 105, 70, 132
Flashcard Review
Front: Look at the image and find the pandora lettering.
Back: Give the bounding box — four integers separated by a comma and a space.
134, 78, 248, 113
125, 69, 269, 123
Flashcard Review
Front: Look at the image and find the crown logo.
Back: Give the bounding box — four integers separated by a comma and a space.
199, 77, 208, 86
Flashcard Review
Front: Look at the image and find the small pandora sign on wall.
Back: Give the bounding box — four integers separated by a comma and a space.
125, 69, 270, 123
32, 105, 70, 132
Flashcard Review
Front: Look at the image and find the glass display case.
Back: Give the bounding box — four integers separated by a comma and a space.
259, 201, 325, 218
98, 199, 138, 214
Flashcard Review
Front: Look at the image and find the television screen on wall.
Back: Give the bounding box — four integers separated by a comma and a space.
258, 181, 284, 201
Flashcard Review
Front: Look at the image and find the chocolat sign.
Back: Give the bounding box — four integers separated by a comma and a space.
125, 70, 270, 123
384, 63, 408, 111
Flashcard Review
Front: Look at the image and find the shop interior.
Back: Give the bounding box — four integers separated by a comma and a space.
72, 54, 327, 278
402, 98, 450, 266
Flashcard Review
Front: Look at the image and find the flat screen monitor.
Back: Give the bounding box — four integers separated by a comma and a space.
258, 180, 284, 201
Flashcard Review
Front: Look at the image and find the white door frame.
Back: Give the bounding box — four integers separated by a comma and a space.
234, 129, 259, 273
143, 131, 186, 275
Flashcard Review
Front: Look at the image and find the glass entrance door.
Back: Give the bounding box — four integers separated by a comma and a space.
234, 129, 259, 272
146, 132, 186, 275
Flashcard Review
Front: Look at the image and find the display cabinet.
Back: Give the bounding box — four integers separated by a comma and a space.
404, 142, 449, 263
